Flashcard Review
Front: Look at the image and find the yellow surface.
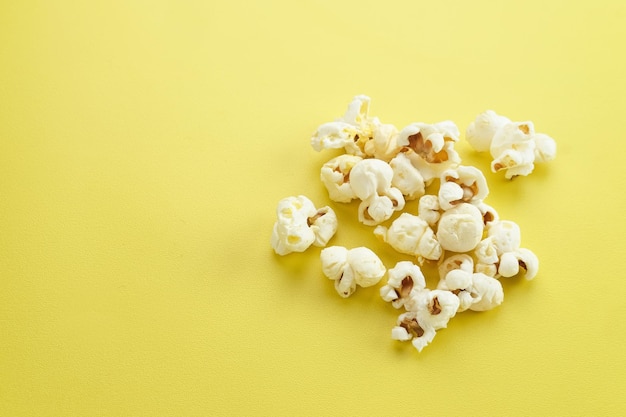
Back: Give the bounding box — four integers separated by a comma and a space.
1, 1, 625, 415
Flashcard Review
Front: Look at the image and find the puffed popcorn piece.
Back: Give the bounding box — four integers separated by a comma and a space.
417, 194, 441, 227
320, 154, 363, 203
391, 311, 437, 352
380, 261, 427, 310
532, 133, 558, 163
271, 195, 338, 256
436, 203, 484, 253
487, 220, 521, 255
437, 254, 474, 281
396, 121, 462, 184
474, 201, 499, 226
415, 289, 461, 330
468, 272, 504, 311
320, 246, 386, 298
374, 213, 442, 262
310, 121, 359, 153
498, 248, 539, 280
437, 269, 475, 312
439, 165, 489, 210
389, 152, 425, 200
474, 237, 499, 277
350, 159, 405, 226
465, 110, 511, 152
364, 122, 402, 161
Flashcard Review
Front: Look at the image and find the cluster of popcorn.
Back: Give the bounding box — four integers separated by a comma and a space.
271, 95, 555, 353
466, 110, 557, 179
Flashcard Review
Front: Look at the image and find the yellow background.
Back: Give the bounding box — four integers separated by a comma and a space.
1, 1, 625, 415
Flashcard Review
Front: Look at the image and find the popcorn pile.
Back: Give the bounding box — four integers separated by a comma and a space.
271, 95, 555, 352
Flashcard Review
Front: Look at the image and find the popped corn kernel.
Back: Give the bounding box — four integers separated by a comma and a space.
414, 289, 460, 330
475, 201, 499, 226
380, 261, 427, 309
417, 194, 441, 227
349, 159, 405, 226
320, 246, 386, 297
320, 154, 363, 203
437, 254, 474, 280
437, 269, 475, 312
489, 121, 538, 179
487, 220, 521, 255
438, 165, 489, 210
271, 195, 338, 255
436, 203, 484, 253
498, 248, 539, 280
310, 121, 359, 152
396, 121, 462, 184
465, 110, 511, 152
374, 213, 442, 262
389, 152, 426, 200
468, 272, 504, 311
392, 311, 436, 352
364, 122, 402, 161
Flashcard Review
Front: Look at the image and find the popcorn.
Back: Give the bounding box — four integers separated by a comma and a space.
468, 272, 504, 311
274, 96, 550, 354
396, 121, 462, 184
391, 289, 459, 352
465, 110, 557, 178
310, 121, 359, 153
465, 110, 511, 152
349, 159, 405, 226
320, 154, 363, 203
392, 311, 436, 352
380, 261, 427, 309
320, 246, 386, 297
436, 203, 484, 253
417, 194, 441, 227
438, 165, 488, 210
374, 213, 442, 262
271, 195, 338, 255
389, 152, 425, 200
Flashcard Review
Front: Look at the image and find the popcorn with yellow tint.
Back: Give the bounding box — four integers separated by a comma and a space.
320, 154, 363, 203
380, 261, 427, 310
320, 246, 386, 298
271, 195, 337, 256
374, 213, 442, 262
349, 158, 405, 226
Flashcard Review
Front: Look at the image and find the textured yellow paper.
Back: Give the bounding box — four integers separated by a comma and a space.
1, 1, 625, 415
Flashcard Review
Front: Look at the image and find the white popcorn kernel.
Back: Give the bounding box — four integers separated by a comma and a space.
487, 220, 521, 255
475, 201, 499, 226
415, 289, 460, 330
320, 154, 363, 203
439, 165, 489, 210
380, 261, 426, 309
396, 122, 462, 184
498, 252, 520, 277
489, 121, 546, 179
365, 122, 401, 161
350, 159, 405, 226
438, 181, 464, 211
436, 203, 484, 253
309, 206, 338, 247
474, 237, 499, 277
417, 194, 441, 227
392, 311, 436, 352
374, 213, 442, 262
347, 247, 386, 288
340, 94, 371, 127
516, 248, 539, 280
389, 152, 426, 200
465, 110, 511, 152
438, 254, 474, 280
320, 246, 385, 297
468, 272, 504, 311
533, 133, 557, 163
310, 121, 359, 152
271, 195, 336, 256
437, 269, 474, 312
